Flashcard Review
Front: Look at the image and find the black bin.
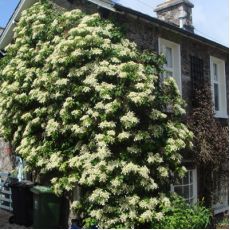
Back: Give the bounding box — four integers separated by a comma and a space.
9, 180, 34, 226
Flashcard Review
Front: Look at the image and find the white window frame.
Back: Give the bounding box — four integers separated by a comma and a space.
210, 56, 228, 118
158, 37, 182, 94
171, 168, 197, 204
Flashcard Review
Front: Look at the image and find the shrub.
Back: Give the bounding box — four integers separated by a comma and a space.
0, 1, 193, 228
152, 195, 212, 229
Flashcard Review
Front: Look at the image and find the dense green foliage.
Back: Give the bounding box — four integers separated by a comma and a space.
0, 1, 193, 228
152, 195, 212, 229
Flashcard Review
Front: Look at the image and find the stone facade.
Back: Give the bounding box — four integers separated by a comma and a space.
0, 138, 12, 172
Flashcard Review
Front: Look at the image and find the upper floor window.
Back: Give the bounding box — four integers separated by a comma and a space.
210, 56, 227, 118
158, 38, 182, 93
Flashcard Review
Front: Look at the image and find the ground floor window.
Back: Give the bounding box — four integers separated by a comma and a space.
171, 168, 197, 204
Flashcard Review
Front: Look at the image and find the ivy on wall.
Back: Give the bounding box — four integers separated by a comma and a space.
0, 1, 193, 228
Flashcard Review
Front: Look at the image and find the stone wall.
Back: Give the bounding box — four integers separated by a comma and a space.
0, 138, 12, 173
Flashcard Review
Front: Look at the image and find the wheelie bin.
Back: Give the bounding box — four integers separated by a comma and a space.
9, 180, 34, 226
30, 185, 61, 229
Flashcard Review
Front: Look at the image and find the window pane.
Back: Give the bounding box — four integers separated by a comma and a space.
174, 179, 183, 185
173, 169, 196, 203
214, 83, 219, 111
165, 47, 173, 68
183, 171, 189, 184
174, 186, 182, 195
182, 185, 189, 199
213, 63, 218, 81
175, 185, 190, 199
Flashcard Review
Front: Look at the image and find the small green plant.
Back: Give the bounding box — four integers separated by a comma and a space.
152, 195, 212, 229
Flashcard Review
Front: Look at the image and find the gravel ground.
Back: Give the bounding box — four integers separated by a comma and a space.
0, 209, 30, 229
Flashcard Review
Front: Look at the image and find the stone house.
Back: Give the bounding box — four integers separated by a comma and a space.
0, 0, 228, 215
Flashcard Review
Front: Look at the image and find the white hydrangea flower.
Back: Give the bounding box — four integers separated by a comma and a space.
118, 131, 130, 141
122, 162, 139, 175
90, 210, 103, 220
120, 111, 139, 129
89, 189, 110, 205
55, 78, 69, 86
155, 212, 164, 221
139, 166, 150, 179
99, 121, 116, 129
46, 152, 63, 170
46, 119, 59, 136
147, 153, 163, 164
120, 213, 128, 223
21, 113, 32, 121
161, 197, 170, 207
140, 210, 153, 222
111, 178, 121, 188
157, 166, 169, 177
128, 195, 140, 206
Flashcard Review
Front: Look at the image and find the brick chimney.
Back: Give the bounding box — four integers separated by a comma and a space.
154, 0, 194, 33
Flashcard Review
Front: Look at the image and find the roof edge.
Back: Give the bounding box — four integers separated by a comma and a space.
114, 3, 228, 52
0, 0, 38, 50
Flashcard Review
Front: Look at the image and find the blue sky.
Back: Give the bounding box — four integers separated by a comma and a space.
0, 0, 228, 46
0, 0, 19, 27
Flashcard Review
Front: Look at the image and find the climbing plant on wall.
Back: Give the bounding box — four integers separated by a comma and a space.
187, 84, 229, 207
0, 1, 193, 228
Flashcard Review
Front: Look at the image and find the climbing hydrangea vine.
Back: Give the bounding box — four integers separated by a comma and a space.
0, 1, 193, 228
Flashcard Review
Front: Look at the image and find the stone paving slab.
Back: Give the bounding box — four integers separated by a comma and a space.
0, 209, 30, 229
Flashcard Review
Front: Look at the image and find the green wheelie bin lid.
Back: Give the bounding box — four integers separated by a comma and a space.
30, 185, 54, 194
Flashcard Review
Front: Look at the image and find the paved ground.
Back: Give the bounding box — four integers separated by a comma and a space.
0, 209, 30, 229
